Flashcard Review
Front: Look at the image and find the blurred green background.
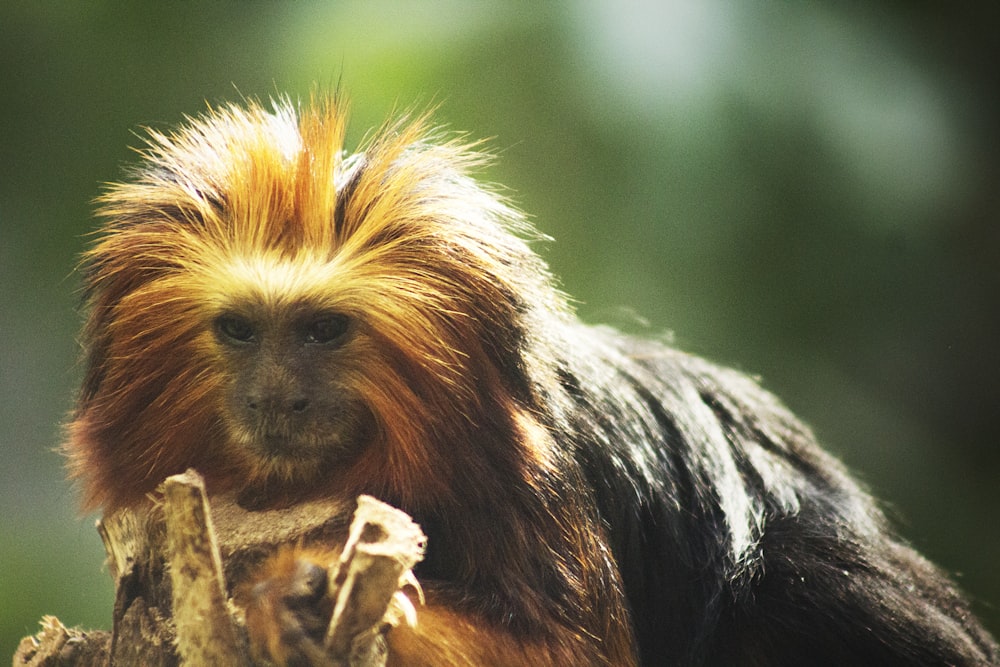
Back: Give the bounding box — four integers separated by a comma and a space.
3, 1, 998, 656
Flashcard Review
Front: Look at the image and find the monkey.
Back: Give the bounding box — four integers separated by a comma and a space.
65, 94, 999, 666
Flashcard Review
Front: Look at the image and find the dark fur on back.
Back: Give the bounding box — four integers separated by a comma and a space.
556, 328, 998, 664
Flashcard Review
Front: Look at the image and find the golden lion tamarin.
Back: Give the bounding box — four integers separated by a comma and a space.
67, 95, 998, 665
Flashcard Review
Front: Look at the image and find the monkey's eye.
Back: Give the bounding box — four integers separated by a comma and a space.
215, 315, 256, 344
303, 314, 350, 345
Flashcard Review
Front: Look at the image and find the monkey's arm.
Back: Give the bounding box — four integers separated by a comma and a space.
244, 547, 633, 667
387, 604, 591, 666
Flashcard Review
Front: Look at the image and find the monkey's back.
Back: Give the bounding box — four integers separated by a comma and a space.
558, 329, 998, 665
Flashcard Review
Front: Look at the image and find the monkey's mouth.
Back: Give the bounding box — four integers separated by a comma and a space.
231, 425, 367, 512
237, 413, 371, 470
225, 400, 374, 479
246, 431, 337, 464
256, 432, 308, 457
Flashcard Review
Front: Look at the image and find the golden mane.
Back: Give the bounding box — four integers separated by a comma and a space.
69, 96, 564, 512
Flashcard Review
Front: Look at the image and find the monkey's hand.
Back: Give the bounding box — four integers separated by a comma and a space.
237, 495, 426, 666
239, 548, 338, 667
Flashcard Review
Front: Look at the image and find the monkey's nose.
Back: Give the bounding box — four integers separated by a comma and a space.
246, 394, 311, 415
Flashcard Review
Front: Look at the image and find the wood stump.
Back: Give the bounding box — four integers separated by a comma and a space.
13, 470, 425, 667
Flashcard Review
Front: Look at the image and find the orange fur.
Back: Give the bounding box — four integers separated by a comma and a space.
387, 604, 606, 667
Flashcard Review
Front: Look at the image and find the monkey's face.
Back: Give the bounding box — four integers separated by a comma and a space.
210, 302, 371, 479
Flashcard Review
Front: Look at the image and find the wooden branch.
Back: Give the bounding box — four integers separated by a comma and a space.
325, 496, 426, 664
161, 470, 245, 664
13, 470, 426, 667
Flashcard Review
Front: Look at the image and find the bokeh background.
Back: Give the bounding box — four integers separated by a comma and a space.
2, 1, 998, 655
